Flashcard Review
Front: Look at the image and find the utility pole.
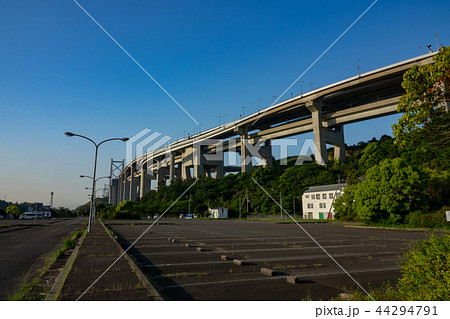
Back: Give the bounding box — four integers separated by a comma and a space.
293, 197, 296, 219
242, 106, 246, 118
280, 192, 282, 220
435, 33, 439, 50
246, 189, 249, 213
239, 197, 242, 220
357, 59, 361, 76
188, 193, 191, 214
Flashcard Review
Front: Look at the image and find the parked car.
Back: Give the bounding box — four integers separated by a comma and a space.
180, 214, 195, 219
19, 212, 42, 220
153, 214, 160, 220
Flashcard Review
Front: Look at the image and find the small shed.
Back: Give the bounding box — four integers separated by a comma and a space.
208, 207, 228, 219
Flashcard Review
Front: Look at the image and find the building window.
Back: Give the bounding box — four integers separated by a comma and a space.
322, 193, 327, 199
305, 195, 309, 198
307, 203, 314, 209
319, 203, 326, 208
336, 193, 341, 198
311, 194, 315, 199
329, 193, 333, 199
308, 212, 313, 219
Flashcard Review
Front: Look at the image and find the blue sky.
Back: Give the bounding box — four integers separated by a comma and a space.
0, 0, 449, 208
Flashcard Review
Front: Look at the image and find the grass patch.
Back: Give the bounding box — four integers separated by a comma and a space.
154, 272, 210, 279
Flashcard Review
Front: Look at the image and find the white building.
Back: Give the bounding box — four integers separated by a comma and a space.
27, 202, 52, 218
208, 207, 228, 219
302, 184, 345, 220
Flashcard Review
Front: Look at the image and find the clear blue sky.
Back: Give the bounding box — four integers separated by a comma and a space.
1, 0, 449, 208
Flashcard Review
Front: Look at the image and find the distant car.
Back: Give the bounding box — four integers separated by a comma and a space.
180, 214, 195, 219
19, 212, 42, 220
147, 215, 153, 219
153, 214, 160, 220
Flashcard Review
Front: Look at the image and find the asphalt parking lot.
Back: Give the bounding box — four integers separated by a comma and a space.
106, 219, 435, 300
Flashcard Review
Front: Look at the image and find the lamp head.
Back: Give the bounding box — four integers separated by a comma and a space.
64, 132, 75, 137
121, 137, 129, 142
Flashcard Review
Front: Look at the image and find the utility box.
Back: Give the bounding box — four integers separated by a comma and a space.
446, 211, 450, 222
208, 207, 228, 219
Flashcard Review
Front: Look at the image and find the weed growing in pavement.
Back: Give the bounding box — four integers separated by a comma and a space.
8, 278, 42, 301
157, 272, 211, 279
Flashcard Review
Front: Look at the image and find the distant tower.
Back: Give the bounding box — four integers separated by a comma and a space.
109, 159, 125, 205
50, 192, 54, 208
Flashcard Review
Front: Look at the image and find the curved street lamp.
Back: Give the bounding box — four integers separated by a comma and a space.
80, 175, 111, 183
65, 132, 128, 233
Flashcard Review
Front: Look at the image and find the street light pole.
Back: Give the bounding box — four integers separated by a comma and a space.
65, 132, 128, 233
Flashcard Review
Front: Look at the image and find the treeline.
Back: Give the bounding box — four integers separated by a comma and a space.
97, 134, 449, 228
98, 158, 340, 220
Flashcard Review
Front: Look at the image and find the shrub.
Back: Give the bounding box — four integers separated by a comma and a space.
407, 209, 449, 229
397, 234, 450, 300
63, 238, 76, 250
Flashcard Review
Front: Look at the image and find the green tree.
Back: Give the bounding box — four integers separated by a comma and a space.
6, 205, 21, 218
393, 46, 450, 150
355, 158, 426, 224
333, 184, 359, 221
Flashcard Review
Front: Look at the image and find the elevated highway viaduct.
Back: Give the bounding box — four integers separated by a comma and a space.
111, 52, 438, 204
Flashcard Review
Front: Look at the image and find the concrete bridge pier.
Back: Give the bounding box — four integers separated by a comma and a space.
181, 147, 193, 179
235, 127, 253, 173
129, 164, 140, 201
124, 169, 131, 201
330, 125, 346, 162
169, 152, 176, 182
109, 178, 119, 205
119, 175, 125, 202
139, 164, 154, 198
156, 165, 169, 189
259, 139, 273, 168
306, 101, 346, 165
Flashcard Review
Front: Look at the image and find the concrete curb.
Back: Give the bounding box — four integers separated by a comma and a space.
45, 230, 87, 301
261, 268, 276, 277
233, 259, 247, 266
287, 276, 300, 284
101, 221, 164, 301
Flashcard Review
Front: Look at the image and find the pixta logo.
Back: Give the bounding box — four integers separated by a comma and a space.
126, 128, 173, 174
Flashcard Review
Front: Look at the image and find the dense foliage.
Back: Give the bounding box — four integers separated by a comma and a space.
397, 234, 450, 300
